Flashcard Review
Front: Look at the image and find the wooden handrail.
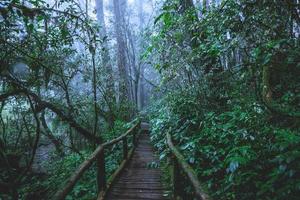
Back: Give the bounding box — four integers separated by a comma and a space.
52, 120, 141, 200
166, 132, 211, 200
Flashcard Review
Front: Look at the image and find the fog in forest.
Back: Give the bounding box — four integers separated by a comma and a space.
1, 0, 299, 199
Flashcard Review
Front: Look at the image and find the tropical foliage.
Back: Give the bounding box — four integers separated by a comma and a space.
148, 0, 300, 199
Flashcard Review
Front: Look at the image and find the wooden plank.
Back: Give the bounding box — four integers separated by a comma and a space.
108, 194, 168, 200
105, 132, 169, 200
98, 127, 143, 200
97, 148, 135, 200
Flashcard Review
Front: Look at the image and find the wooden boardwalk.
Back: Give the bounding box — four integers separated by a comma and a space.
105, 129, 169, 200
53, 121, 207, 200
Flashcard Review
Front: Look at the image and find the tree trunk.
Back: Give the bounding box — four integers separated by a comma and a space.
113, 0, 130, 106
95, 0, 115, 102
137, 0, 145, 110
40, 112, 64, 156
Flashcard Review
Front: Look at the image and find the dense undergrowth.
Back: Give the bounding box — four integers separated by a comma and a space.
148, 0, 300, 199
2, 120, 131, 200
149, 82, 300, 199
43, 120, 131, 200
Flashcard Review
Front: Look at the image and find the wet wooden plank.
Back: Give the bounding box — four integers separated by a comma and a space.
105, 131, 169, 200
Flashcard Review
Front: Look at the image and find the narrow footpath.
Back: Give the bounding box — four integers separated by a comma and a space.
105, 125, 169, 200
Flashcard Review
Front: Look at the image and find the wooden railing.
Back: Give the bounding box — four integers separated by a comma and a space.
52, 120, 141, 200
167, 132, 211, 200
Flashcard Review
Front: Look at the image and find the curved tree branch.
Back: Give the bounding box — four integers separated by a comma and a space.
1, 76, 102, 144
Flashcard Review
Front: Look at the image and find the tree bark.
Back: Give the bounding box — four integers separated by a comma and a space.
95, 0, 115, 101
113, 0, 130, 106
40, 112, 64, 156
137, 0, 145, 110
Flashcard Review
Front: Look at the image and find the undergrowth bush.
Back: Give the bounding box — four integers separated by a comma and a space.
149, 84, 300, 200
18, 120, 132, 200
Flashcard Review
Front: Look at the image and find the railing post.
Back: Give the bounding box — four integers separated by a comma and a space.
133, 127, 137, 147
97, 149, 106, 193
135, 120, 141, 146
123, 136, 128, 159
173, 156, 181, 199
133, 132, 136, 146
